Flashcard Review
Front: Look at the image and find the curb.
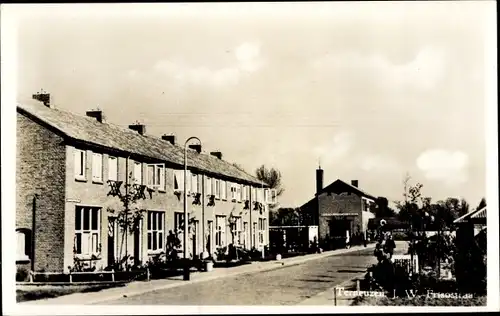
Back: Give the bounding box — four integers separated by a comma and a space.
23, 244, 375, 305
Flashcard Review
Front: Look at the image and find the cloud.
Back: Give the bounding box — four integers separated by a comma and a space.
152, 41, 263, 88
313, 131, 354, 162
416, 149, 469, 184
312, 46, 447, 92
361, 154, 401, 174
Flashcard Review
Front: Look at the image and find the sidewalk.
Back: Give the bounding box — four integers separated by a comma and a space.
21, 243, 375, 305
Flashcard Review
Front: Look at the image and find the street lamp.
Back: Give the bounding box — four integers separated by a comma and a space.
183, 137, 201, 281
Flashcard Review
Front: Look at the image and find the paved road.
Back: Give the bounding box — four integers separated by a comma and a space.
103, 244, 406, 306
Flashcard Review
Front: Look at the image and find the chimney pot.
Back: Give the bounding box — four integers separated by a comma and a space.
161, 134, 176, 145
351, 180, 359, 188
86, 110, 104, 123
210, 151, 223, 160
128, 124, 146, 135
316, 167, 324, 194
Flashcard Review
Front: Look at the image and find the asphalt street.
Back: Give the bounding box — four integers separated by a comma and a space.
104, 245, 406, 305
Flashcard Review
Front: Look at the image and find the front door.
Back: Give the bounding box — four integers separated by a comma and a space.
133, 218, 142, 266
107, 218, 116, 266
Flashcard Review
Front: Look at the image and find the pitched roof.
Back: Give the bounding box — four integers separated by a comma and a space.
17, 101, 266, 186
320, 179, 377, 200
453, 206, 487, 223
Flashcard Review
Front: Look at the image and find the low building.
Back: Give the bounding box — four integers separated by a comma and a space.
16, 96, 277, 273
298, 167, 377, 248
453, 206, 487, 237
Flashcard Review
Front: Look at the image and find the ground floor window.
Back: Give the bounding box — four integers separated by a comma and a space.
147, 211, 165, 252
74, 206, 101, 255
16, 229, 31, 261
215, 215, 226, 247
258, 218, 267, 245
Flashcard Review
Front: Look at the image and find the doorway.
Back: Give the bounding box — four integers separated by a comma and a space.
107, 218, 117, 266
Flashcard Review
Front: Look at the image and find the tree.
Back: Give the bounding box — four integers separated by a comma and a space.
255, 165, 284, 213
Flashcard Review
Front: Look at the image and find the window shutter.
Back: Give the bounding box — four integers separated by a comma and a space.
109, 157, 118, 181
74, 149, 82, 177
159, 164, 165, 189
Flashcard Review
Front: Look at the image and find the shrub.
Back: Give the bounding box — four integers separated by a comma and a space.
16, 267, 29, 282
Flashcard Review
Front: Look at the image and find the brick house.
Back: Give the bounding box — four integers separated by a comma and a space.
16, 98, 277, 273
298, 167, 376, 248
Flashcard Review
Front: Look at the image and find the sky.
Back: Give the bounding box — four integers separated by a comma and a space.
13, 2, 493, 209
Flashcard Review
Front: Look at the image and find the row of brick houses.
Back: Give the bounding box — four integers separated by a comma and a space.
16, 96, 276, 273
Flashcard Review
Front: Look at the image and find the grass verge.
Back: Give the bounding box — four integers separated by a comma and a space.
16, 283, 126, 303
351, 294, 487, 306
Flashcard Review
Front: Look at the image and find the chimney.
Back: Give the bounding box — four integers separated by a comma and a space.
32, 92, 51, 108
161, 134, 176, 145
189, 144, 202, 154
86, 110, 104, 123
128, 123, 146, 135
351, 180, 359, 188
210, 151, 223, 160
316, 167, 324, 194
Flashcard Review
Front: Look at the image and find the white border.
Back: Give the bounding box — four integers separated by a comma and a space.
2, 2, 498, 314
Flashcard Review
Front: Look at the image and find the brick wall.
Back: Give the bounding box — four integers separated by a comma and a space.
16, 113, 67, 272
317, 192, 363, 241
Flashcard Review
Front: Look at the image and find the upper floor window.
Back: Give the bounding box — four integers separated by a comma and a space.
108, 156, 118, 181
92, 153, 103, 183
242, 185, 248, 201
173, 170, 184, 191
214, 179, 221, 199
191, 173, 199, 194
206, 177, 213, 195
146, 163, 165, 191
221, 180, 227, 200
264, 189, 278, 204
230, 183, 237, 201
133, 162, 142, 185
74, 149, 86, 180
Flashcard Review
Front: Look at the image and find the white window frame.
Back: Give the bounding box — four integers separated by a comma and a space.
230, 183, 237, 201
237, 184, 242, 202
233, 216, 242, 245
221, 180, 227, 200
264, 189, 269, 204
74, 149, 87, 180
185, 170, 192, 194
206, 177, 213, 195
74, 206, 101, 257
270, 189, 277, 204
147, 211, 165, 253
215, 215, 226, 247
173, 169, 184, 192
91, 153, 103, 183
133, 161, 142, 185
108, 156, 118, 181
174, 212, 185, 234
191, 172, 198, 195
242, 185, 247, 201
146, 163, 165, 191
215, 179, 221, 199
258, 218, 266, 245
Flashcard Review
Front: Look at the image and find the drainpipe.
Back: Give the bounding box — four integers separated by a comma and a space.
249, 184, 253, 249
31, 194, 39, 272
202, 175, 205, 257
125, 155, 130, 270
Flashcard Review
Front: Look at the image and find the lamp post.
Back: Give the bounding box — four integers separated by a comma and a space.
183, 137, 201, 281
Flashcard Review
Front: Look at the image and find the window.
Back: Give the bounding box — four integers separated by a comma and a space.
206, 177, 213, 195
252, 222, 257, 248
233, 216, 242, 245
147, 211, 165, 252
221, 181, 227, 200
146, 164, 165, 191
108, 156, 118, 181
243, 222, 248, 248
133, 162, 142, 184
215, 215, 226, 247
214, 179, 221, 199
191, 173, 198, 194
173, 170, 184, 191
242, 185, 247, 201
230, 183, 237, 201
174, 212, 185, 233
237, 185, 242, 202
270, 189, 277, 204
74, 207, 101, 256
74, 149, 86, 180
16, 229, 31, 261
92, 153, 103, 182
258, 218, 266, 245
252, 187, 257, 202
264, 189, 269, 204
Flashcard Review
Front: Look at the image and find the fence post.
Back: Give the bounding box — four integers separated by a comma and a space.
111, 269, 115, 282
333, 287, 337, 306
29, 271, 34, 283
356, 279, 360, 291
146, 267, 150, 281
69, 272, 73, 284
